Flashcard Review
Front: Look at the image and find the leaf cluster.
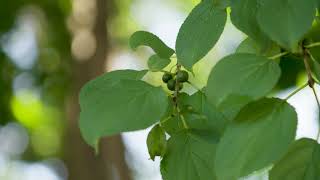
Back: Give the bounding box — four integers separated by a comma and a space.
79, 0, 320, 179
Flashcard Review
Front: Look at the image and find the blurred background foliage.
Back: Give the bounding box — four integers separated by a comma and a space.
0, 0, 318, 180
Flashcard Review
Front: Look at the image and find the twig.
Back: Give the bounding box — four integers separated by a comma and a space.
177, 106, 188, 129
311, 87, 320, 141
171, 64, 189, 129
304, 48, 320, 141
269, 52, 289, 60
303, 48, 315, 87
304, 42, 320, 49
285, 83, 308, 100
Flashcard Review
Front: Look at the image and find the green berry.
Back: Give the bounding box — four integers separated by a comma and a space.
178, 83, 183, 90
176, 70, 189, 82
167, 79, 183, 91
162, 73, 173, 83
167, 79, 176, 91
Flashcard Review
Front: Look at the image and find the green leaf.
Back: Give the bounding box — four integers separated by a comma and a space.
160, 92, 227, 136
161, 107, 209, 136
215, 98, 297, 180
230, 0, 272, 51
206, 53, 281, 120
161, 115, 183, 135
79, 70, 168, 148
129, 31, 175, 58
159, 98, 183, 135
213, 0, 230, 9
148, 54, 171, 72
236, 37, 280, 58
147, 124, 167, 161
179, 91, 228, 135
161, 131, 219, 180
176, 0, 227, 70
257, 0, 317, 51
270, 138, 320, 180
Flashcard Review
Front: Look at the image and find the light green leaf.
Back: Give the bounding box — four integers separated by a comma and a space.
257, 0, 317, 51
79, 70, 168, 148
176, 0, 227, 70
270, 138, 320, 180
215, 98, 297, 180
147, 124, 167, 161
206, 53, 281, 120
161, 131, 219, 180
230, 0, 272, 51
129, 31, 174, 58
236, 38, 280, 58
148, 54, 171, 72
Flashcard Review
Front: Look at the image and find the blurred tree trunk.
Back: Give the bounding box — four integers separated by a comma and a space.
64, 0, 132, 180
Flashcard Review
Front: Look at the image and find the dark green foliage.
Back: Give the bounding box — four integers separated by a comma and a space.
270, 138, 320, 180
130, 31, 174, 58
0, 52, 15, 125
231, 0, 273, 52
215, 98, 297, 179
257, 0, 317, 51
148, 55, 171, 72
176, 0, 227, 70
147, 125, 167, 161
206, 53, 281, 120
161, 131, 219, 180
79, 1, 320, 179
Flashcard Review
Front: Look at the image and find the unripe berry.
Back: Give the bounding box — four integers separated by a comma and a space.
167, 79, 176, 91
162, 73, 173, 83
176, 70, 189, 82
178, 82, 183, 90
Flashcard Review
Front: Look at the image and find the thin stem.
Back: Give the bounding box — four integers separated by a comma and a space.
269, 52, 289, 60
177, 106, 188, 129
171, 63, 189, 129
305, 42, 320, 49
159, 116, 172, 126
303, 48, 315, 87
174, 64, 181, 104
307, 49, 317, 62
285, 83, 308, 100
304, 48, 320, 141
312, 87, 320, 110
311, 87, 320, 141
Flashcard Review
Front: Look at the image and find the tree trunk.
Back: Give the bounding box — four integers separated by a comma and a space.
64, 0, 132, 179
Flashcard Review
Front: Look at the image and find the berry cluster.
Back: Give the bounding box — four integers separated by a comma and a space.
162, 70, 189, 91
